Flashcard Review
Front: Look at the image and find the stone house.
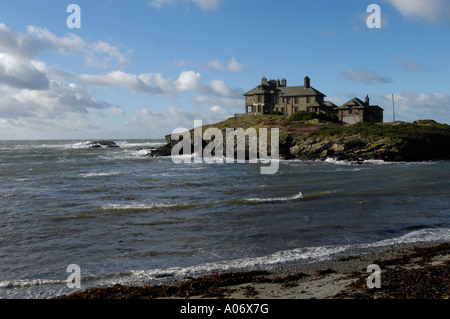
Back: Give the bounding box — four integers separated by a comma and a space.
337, 96, 384, 125
243, 77, 337, 117
242, 76, 383, 124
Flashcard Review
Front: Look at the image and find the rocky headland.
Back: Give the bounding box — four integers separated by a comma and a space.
149, 116, 450, 162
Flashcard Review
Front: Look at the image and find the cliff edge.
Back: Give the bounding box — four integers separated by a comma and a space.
149, 116, 450, 162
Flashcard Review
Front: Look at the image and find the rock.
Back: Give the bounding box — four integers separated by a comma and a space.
331, 143, 345, 153
88, 140, 119, 148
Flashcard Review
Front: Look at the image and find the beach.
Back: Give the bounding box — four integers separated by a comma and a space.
59, 241, 449, 299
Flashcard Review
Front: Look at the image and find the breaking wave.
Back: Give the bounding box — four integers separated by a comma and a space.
241, 192, 304, 203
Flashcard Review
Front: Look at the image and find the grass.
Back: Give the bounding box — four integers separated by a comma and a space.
196, 116, 450, 144
318, 121, 450, 141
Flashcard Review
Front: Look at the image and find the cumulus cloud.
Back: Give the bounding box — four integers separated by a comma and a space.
0, 22, 242, 138
79, 71, 168, 95
0, 23, 121, 124
339, 68, 392, 85
0, 53, 50, 90
148, 0, 223, 11
78, 69, 240, 100
26, 26, 132, 68
385, 0, 450, 23
177, 58, 251, 73
374, 91, 450, 122
0, 23, 131, 69
0, 82, 110, 120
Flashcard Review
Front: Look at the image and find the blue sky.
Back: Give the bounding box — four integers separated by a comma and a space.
1, 0, 450, 139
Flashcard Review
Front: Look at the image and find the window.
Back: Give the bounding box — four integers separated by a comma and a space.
295, 97, 298, 104
294, 107, 298, 113
258, 105, 261, 113
281, 107, 285, 115
258, 95, 262, 102
275, 96, 279, 104
287, 98, 291, 104
306, 96, 310, 103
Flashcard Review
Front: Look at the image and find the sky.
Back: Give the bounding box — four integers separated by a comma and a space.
0, 0, 450, 140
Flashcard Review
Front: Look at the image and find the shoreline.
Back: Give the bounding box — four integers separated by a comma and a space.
58, 241, 450, 299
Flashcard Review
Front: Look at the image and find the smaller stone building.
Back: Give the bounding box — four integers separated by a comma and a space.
337, 96, 384, 125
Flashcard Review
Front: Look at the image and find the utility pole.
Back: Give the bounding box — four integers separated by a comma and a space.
392, 94, 396, 122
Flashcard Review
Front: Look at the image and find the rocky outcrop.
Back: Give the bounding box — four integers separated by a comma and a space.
284, 135, 411, 161
148, 118, 450, 162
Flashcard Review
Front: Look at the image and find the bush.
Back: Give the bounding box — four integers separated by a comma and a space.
289, 111, 339, 123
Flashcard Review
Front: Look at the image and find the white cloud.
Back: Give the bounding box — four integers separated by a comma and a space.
206, 58, 251, 73
148, 0, 223, 11
0, 23, 131, 69
0, 22, 241, 139
385, 0, 450, 22
178, 58, 251, 73
79, 71, 168, 95
374, 91, 450, 123
26, 26, 131, 68
0, 82, 110, 120
209, 79, 233, 96
0, 53, 50, 90
339, 68, 392, 85
174, 70, 203, 92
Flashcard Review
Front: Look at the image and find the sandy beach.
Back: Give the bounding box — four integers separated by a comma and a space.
60, 241, 449, 300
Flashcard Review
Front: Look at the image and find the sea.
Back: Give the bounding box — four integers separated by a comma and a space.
0, 139, 449, 299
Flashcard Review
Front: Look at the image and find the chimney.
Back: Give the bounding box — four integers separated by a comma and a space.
281, 78, 287, 87
365, 95, 370, 106
304, 76, 310, 88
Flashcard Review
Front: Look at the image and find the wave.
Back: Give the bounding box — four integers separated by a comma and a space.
2, 226, 448, 298
79, 172, 122, 178
101, 202, 204, 212
123, 226, 450, 284
241, 192, 303, 204
0, 278, 66, 289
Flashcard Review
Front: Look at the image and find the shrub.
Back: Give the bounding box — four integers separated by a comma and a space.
289, 111, 338, 123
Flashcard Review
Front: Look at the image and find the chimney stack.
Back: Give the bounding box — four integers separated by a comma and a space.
281, 79, 287, 87
304, 76, 310, 88
365, 95, 370, 106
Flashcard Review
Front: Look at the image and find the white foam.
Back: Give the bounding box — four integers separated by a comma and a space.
323, 158, 352, 166
124, 227, 450, 284
0, 278, 66, 289
102, 202, 181, 210
364, 227, 450, 247
243, 192, 303, 203
79, 172, 122, 178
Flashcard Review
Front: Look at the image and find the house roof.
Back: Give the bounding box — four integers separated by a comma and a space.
243, 85, 326, 97
338, 98, 383, 110
310, 101, 337, 108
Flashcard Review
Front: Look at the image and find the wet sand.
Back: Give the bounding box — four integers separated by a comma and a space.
59, 242, 449, 300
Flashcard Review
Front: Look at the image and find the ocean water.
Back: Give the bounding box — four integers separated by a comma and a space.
0, 139, 449, 299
